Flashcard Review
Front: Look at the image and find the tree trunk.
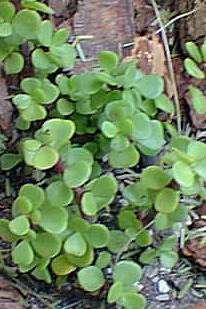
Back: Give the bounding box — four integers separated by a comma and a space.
175, 0, 206, 46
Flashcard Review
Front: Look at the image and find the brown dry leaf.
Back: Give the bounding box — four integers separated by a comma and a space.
125, 34, 173, 97
182, 219, 206, 269
0, 276, 23, 309
0, 66, 13, 133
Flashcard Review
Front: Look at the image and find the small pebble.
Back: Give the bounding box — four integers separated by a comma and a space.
152, 276, 160, 283
145, 266, 159, 279
155, 294, 170, 301
158, 279, 170, 294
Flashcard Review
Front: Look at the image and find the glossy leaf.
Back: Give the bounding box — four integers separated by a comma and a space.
107, 282, 123, 304
155, 188, 179, 213
184, 58, 204, 79
185, 42, 202, 63
172, 161, 194, 187
46, 181, 74, 207
136, 75, 164, 99
113, 261, 142, 285
9, 215, 30, 236
4, 52, 24, 74
78, 266, 105, 292
64, 232, 87, 256
1, 153, 22, 170
12, 240, 34, 265
122, 292, 146, 309
39, 205, 68, 234
154, 94, 174, 113
188, 85, 206, 114
19, 184, 44, 209
85, 224, 110, 248
99, 51, 119, 73
51, 254, 77, 275
12, 9, 42, 39
141, 166, 171, 190
32, 232, 61, 258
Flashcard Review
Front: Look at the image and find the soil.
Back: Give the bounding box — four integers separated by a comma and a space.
1, 0, 206, 308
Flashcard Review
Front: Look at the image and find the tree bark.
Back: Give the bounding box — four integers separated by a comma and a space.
175, 0, 206, 46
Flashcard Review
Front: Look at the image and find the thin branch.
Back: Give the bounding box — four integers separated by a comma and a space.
151, 0, 182, 133
156, 7, 199, 34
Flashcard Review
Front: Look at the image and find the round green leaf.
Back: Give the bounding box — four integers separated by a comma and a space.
88, 175, 118, 208
118, 210, 142, 230
172, 161, 194, 187
40, 205, 68, 234
32, 48, 57, 72
66, 246, 94, 267
12, 9, 42, 39
46, 181, 74, 207
32, 232, 61, 258
188, 85, 206, 114
185, 42, 202, 63
21, 101, 47, 121
107, 282, 123, 304
51, 254, 77, 275
22, 0, 54, 15
122, 293, 146, 309
141, 166, 171, 190
63, 161, 92, 188
113, 261, 142, 285
32, 266, 51, 284
110, 135, 130, 152
132, 112, 152, 140
12, 240, 34, 265
0, 22, 12, 37
19, 184, 45, 209
78, 266, 105, 292
136, 229, 152, 247
0, 2, 15, 22
41, 119, 75, 149
4, 52, 24, 74
23, 139, 41, 166
194, 158, 206, 181
187, 140, 206, 160
155, 188, 179, 213
155, 94, 174, 113
0, 219, 19, 242
0, 153, 22, 170
57, 98, 74, 115
99, 51, 119, 72
123, 182, 149, 206
107, 230, 129, 253
9, 215, 30, 236
109, 144, 140, 168
139, 249, 157, 265
95, 251, 111, 269
12, 196, 33, 216
33, 146, 59, 170
13, 94, 32, 110
64, 232, 87, 256
184, 58, 205, 79
101, 121, 118, 138
82, 192, 98, 216
154, 213, 171, 231
68, 217, 90, 233
50, 44, 76, 68
85, 224, 110, 248
136, 75, 164, 99
160, 251, 178, 269
52, 28, 69, 46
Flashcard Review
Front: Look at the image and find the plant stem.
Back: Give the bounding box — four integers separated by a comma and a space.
151, 0, 181, 133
